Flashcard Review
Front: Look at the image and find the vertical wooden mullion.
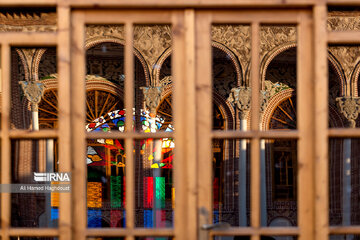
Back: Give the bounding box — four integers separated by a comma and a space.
71, 11, 86, 240
1, 43, 10, 240
314, 4, 329, 240
297, 11, 315, 240
58, 5, 72, 240
196, 11, 212, 240
172, 10, 186, 240
250, 21, 260, 240
184, 9, 198, 240
124, 21, 135, 240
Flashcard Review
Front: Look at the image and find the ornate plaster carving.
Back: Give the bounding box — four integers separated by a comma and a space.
86, 25, 125, 40
327, 12, 360, 31
336, 97, 360, 128
19, 81, 44, 112
329, 46, 360, 91
0, 12, 56, 32
211, 25, 251, 78
141, 86, 163, 114
260, 26, 296, 59
227, 87, 251, 120
134, 25, 171, 70
86, 25, 172, 73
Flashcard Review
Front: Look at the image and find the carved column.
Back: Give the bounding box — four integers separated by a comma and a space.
228, 87, 251, 226
260, 90, 270, 226
140, 86, 164, 227
19, 80, 44, 130
336, 97, 360, 227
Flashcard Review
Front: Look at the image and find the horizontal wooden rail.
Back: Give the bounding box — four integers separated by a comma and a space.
86, 131, 174, 139
0, 32, 57, 45
212, 130, 299, 139
86, 228, 174, 237
330, 226, 360, 234
327, 0, 360, 5
210, 227, 299, 236
210, 10, 303, 24
83, 10, 172, 23
328, 128, 360, 138
328, 31, 360, 44
8, 129, 58, 139
0, 0, 318, 7
8, 228, 59, 237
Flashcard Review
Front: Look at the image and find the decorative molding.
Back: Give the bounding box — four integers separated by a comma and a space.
19, 81, 44, 112
260, 43, 296, 87
0, 12, 56, 32
141, 86, 163, 114
261, 89, 294, 131
336, 97, 360, 128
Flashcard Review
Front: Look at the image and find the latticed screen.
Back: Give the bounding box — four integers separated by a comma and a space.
1, 2, 360, 240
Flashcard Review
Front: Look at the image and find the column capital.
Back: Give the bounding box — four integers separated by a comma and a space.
228, 87, 251, 120
228, 87, 270, 120
140, 86, 163, 115
336, 96, 360, 128
19, 81, 44, 112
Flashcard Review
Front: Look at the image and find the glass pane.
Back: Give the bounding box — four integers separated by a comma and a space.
260, 25, 297, 131
84, 25, 173, 134
11, 139, 62, 228
87, 138, 126, 228
85, 36, 125, 133
134, 24, 173, 133
211, 24, 250, 131
11, 47, 58, 130
261, 139, 298, 227
329, 138, 360, 226
328, 44, 360, 129
212, 139, 250, 227
135, 138, 174, 228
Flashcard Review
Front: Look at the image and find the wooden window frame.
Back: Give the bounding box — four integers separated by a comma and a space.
0, 2, 359, 240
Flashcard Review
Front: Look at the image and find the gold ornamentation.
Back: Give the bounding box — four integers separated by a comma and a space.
19, 81, 44, 112
336, 97, 360, 128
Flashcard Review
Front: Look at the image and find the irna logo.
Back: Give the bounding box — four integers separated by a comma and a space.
34, 172, 71, 182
